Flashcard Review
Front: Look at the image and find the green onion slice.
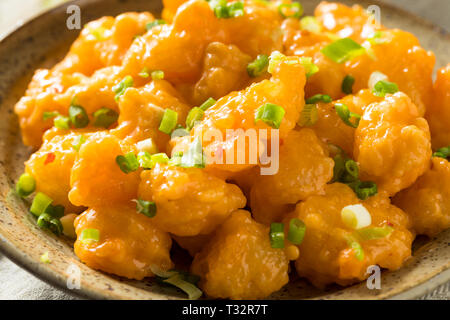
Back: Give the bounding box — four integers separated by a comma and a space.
69, 104, 89, 128
321, 38, 366, 63
54, 115, 70, 130
43, 111, 59, 121
163, 273, 203, 300
93, 107, 118, 128
186, 107, 204, 130
210, 0, 244, 19
180, 137, 206, 168
355, 226, 394, 241
45, 204, 65, 219
151, 70, 165, 80
372, 80, 399, 97
367, 31, 388, 45
113, 76, 134, 101
348, 180, 378, 200
16, 173, 36, 198
300, 16, 321, 33
334, 103, 361, 128
116, 152, 139, 174
345, 235, 364, 261
342, 75, 355, 95
37, 213, 63, 236
299, 57, 319, 78
146, 19, 166, 31
305, 94, 332, 104
298, 104, 318, 127
269, 222, 285, 249
30, 192, 53, 217
287, 218, 306, 245
433, 146, 450, 159
278, 2, 303, 19
169, 152, 183, 166
134, 199, 157, 218
199, 97, 216, 111
255, 103, 285, 129
158, 109, 178, 134
72, 135, 86, 152
247, 54, 269, 77
79, 228, 100, 244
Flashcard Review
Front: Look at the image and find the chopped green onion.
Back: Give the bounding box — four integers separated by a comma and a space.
247, 54, 269, 77
138, 67, 150, 78
342, 75, 355, 95
151, 70, 165, 80
163, 273, 203, 300
287, 218, 306, 245
368, 71, 388, 90
137, 151, 152, 169
332, 154, 360, 184
169, 152, 183, 166
334, 103, 361, 128
345, 235, 364, 261
199, 97, 216, 111
146, 19, 166, 31
151, 153, 170, 168
54, 115, 70, 130
43, 111, 58, 121
300, 16, 321, 33
321, 38, 366, 63
45, 204, 65, 219
341, 204, 372, 230
269, 222, 285, 249
305, 94, 332, 104
186, 107, 204, 130
16, 173, 36, 197
158, 109, 178, 134
298, 104, 318, 127
344, 159, 359, 181
40, 251, 51, 264
355, 226, 393, 241
268, 51, 285, 74
433, 146, 450, 159
72, 135, 86, 152
30, 192, 53, 217
171, 127, 190, 138
136, 138, 158, 154
348, 180, 378, 200
372, 80, 399, 97
278, 2, 303, 19
134, 199, 157, 218
113, 76, 134, 101
255, 103, 285, 129
93, 107, 118, 128
116, 152, 139, 174
367, 31, 387, 45
69, 104, 89, 128
180, 137, 206, 168
91, 27, 107, 40
210, 0, 244, 19
299, 57, 319, 78
37, 213, 63, 235
79, 228, 100, 244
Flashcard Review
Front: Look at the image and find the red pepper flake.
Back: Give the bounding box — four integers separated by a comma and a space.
386, 221, 394, 227
44, 152, 56, 165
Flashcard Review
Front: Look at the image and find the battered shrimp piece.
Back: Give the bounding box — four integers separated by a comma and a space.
345, 29, 435, 116
138, 164, 246, 236
191, 210, 289, 299
250, 129, 334, 225
290, 183, 413, 287
394, 157, 450, 237
281, 19, 346, 99
190, 42, 252, 105
69, 132, 140, 207
25, 128, 91, 213
194, 53, 306, 173
112, 80, 190, 152
425, 64, 450, 149
122, 0, 282, 83
355, 92, 431, 196
162, 0, 188, 22
314, 1, 380, 42
74, 205, 173, 280
310, 89, 379, 157
54, 12, 153, 75
15, 66, 123, 148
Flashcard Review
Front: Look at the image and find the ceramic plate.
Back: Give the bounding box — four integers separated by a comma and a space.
0, 0, 449, 300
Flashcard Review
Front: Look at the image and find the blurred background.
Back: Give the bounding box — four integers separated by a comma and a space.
0, 0, 449, 300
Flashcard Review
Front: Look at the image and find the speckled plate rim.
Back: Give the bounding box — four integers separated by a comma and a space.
0, 0, 448, 300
